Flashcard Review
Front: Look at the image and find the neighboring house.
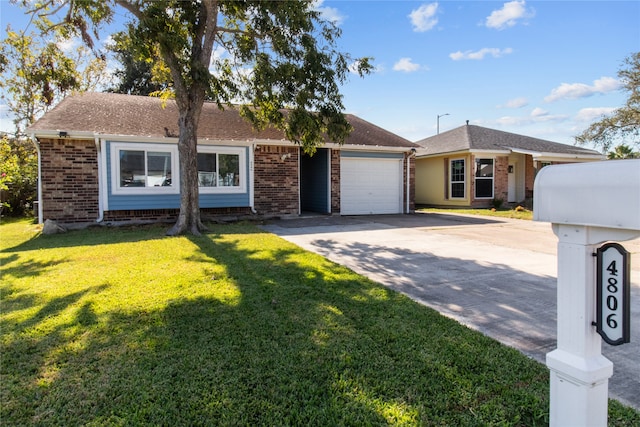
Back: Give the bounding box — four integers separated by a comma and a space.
27, 92, 419, 226
414, 123, 604, 208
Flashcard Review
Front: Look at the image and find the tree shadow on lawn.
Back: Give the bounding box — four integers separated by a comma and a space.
0, 253, 70, 280
1, 222, 176, 253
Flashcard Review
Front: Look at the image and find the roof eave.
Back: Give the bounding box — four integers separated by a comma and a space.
30, 130, 287, 146
30, 129, 98, 140
509, 147, 604, 161
415, 149, 469, 159
533, 153, 605, 162
468, 149, 512, 155
416, 148, 511, 158
336, 143, 415, 153
32, 131, 413, 151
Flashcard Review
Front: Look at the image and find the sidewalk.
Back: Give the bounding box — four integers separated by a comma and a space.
261, 212, 640, 409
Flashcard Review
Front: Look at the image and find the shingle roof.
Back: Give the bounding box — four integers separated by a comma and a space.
415, 124, 602, 157
28, 92, 417, 149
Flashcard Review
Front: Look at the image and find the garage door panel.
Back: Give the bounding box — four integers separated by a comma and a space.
340, 157, 402, 215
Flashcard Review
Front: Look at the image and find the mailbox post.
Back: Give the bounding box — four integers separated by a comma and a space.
534, 159, 640, 427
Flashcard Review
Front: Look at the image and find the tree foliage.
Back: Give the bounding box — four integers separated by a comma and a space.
0, 18, 108, 137
20, 0, 372, 235
1, 27, 78, 136
107, 24, 168, 96
0, 135, 38, 216
607, 144, 640, 159
576, 52, 640, 151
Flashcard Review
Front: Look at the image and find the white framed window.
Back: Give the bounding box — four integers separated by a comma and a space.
197, 146, 246, 194
474, 158, 494, 199
111, 142, 179, 195
449, 158, 465, 199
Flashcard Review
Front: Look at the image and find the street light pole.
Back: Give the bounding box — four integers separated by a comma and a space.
437, 113, 450, 134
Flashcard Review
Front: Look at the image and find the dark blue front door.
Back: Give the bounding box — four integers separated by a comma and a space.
300, 148, 329, 214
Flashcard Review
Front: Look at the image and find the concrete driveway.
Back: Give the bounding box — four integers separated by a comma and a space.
261, 212, 640, 409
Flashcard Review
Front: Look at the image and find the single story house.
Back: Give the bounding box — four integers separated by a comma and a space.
414, 123, 604, 208
27, 92, 418, 226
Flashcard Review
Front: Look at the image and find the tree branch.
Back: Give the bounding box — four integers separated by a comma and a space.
114, 0, 144, 22
199, 0, 218, 67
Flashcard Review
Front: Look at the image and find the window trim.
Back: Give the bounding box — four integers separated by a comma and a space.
197, 145, 247, 194
449, 158, 466, 199
474, 157, 495, 199
110, 142, 180, 195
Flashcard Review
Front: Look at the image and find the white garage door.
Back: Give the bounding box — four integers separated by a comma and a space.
340, 157, 403, 215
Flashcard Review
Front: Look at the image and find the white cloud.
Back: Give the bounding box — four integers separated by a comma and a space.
209, 46, 231, 72
574, 107, 617, 122
313, 0, 346, 25
500, 97, 529, 108
212, 45, 227, 61
485, 0, 534, 30
530, 107, 548, 117
103, 35, 116, 50
393, 57, 422, 72
409, 2, 439, 32
544, 76, 621, 102
495, 108, 567, 126
449, 47, 513, 61
56, 37, 80, 53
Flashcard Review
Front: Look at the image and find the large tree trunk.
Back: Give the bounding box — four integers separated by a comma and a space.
166, 98, 207, 236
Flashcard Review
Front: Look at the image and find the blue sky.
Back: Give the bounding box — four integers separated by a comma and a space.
2, 1, 639, 150
324, 0, 639, 147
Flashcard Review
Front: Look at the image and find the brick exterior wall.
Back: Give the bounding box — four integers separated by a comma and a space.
493, 156, 510, 203
525, 156, 536, 199
103, 207, 253, 224
38, 137, 100, 223
405, 154, 416, 213
331, 149, 340, 213
253, 145, 299, 216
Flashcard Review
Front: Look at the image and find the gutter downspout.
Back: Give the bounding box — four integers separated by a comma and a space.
250, 143, 257, 214
297, 147, 301, 216
30, 134, 43, 224
94, 135, 104, 223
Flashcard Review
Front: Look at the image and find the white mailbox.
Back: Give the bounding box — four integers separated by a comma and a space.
533, 159, 640, 427
535, 159, 640, 230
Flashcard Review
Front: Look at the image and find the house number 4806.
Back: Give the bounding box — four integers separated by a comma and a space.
595, 243, 631, 346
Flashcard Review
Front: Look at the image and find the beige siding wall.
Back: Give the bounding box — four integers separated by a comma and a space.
415, 157, 439, 205
415, 155, 471, 207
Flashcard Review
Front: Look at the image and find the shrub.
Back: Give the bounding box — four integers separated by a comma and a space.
491, 198, 504, 209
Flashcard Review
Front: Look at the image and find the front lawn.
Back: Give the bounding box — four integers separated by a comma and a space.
1, 219, 638, 425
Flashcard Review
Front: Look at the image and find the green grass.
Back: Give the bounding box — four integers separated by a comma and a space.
2, 219, 638, 426
417, 206, 534, 221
